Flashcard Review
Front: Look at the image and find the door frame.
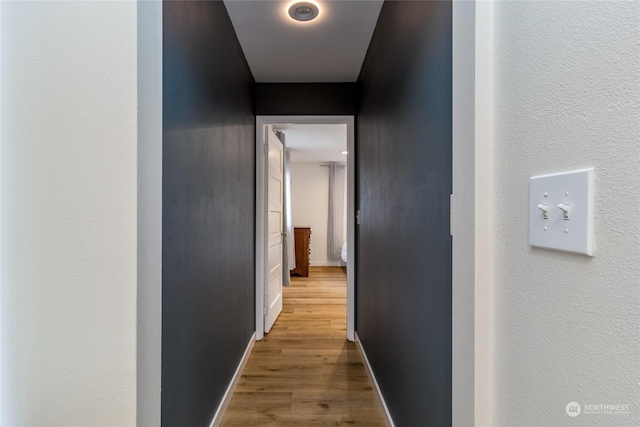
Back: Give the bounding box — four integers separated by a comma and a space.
255, 115, 355, 341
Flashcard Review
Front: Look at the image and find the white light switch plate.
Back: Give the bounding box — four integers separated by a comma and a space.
529, 168, 594, 256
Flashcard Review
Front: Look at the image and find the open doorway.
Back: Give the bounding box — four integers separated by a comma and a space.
255, 116, 355, 341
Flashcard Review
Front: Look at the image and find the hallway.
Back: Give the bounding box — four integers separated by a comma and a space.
221, 267, 386, 426
4, 1, 638, 425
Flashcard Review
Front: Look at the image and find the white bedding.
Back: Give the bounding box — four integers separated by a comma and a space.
341, 242, 347, 263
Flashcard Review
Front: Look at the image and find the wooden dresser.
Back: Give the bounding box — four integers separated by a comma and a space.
291, 227, 311, 277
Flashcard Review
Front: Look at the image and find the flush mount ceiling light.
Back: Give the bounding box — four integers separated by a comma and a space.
341, 151, 348, 155
288, 1, 320, 22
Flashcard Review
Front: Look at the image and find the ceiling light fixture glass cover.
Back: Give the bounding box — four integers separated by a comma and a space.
288, 2, 320, 22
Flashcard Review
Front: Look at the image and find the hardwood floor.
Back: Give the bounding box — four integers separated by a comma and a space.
221, 266, 386, 426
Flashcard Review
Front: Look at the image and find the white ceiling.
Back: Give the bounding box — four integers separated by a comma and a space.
224, 0, 383, 82
274, 124, 347, 162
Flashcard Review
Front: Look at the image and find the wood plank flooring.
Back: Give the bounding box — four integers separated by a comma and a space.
221, 266, 386, 426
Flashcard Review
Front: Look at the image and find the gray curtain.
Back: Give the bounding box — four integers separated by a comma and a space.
276, 130, 295, 287
327, 163, 346, 261
283, 149, 295, 286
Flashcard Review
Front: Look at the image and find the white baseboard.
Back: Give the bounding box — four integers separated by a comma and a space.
311, 259, 343, 267
209, 332, 256, 427
355, 332, 395, 427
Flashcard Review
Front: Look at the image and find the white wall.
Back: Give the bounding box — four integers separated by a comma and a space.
1, 2, 140, 425
489, 2, 640, 426
291, 162, 346, 267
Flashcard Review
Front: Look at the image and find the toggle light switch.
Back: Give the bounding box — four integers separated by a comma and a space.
537, 204, 549, 219
557, 203, 570, 220
529, 168, 594, 256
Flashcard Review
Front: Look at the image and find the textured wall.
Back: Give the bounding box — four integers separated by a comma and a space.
1, 2, 137, 425
491, 2, 640, 425
356, 1, 452, 425
162, 2, 255, 426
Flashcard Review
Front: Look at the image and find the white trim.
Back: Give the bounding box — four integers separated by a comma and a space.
255, 123, 268, 340
452, 1, 495, 425
209, 332, 256, 427
355, 333, 395, 427
137, 1, 163, 425
0, 3, 3, 419
346, 116, 355, 342
473, 2, 494, 426
255, 116, 355, 342
451, 1, 476, 425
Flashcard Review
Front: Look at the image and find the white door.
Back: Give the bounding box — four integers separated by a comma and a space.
265, 127, 284, 333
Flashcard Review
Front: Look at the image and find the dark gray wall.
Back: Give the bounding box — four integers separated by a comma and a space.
162, 2, 255, 426
255, 83, 358, 115
356, 2, 452, 426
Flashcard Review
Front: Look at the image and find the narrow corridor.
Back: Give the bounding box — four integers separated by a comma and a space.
221, 267, 386, 426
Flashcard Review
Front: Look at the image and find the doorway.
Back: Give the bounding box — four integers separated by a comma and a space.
255, 115, 355, 341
